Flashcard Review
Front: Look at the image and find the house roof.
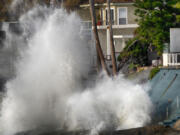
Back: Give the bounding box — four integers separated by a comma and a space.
81, 0, 134, 4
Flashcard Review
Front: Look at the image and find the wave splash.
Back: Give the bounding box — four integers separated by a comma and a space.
0, 6, 152, 135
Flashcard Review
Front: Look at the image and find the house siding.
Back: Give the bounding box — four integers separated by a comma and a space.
98, 28, 136, 55
127, 6, 137, 24
77, 4, 137, 24
76, 8, 91, 21
77, 3, 138, 57
105, 5, 137, 25
98, 29, 107, 55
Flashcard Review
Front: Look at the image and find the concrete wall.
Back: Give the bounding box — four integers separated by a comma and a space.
150, 69, 180, 123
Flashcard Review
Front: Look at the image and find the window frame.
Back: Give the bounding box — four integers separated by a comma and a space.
117, 7, 128, 25
105, 7, 115, 25
100, 8, 103, 23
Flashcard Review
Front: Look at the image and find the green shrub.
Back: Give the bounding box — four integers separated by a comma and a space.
149, 67, 160, 80
177, 15, 180, 23
128, 63, 139, 70
129, 63, 135, 70
117, 38, 149, 66
117, 54, 122, 61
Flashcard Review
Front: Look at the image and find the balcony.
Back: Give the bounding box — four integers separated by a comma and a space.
80, 20, 138, 30
96, 20, 138, 29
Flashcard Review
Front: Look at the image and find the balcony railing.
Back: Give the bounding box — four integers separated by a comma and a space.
96, 20, 139, 29
81, 20, 118, 29
168, 53, 180, 66
81, 20, 138, 30
163, 53, 180, 66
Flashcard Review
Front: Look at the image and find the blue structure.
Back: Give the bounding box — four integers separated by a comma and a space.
150, 68, 180, 126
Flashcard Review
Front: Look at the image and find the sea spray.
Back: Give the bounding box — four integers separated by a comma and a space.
0, 6, 152, 135
66, 74, 152, 131
0, 7, 91, 134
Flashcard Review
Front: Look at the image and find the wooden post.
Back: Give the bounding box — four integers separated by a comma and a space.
96, 50, 102, 72
89, 0, 110, 76
107, 0, 117, 76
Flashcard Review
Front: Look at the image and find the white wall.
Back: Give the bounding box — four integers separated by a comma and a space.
163, 53, 168, 66
170, 28, 180, 53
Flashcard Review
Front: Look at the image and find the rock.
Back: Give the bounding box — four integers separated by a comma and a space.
173, 119, 180, 130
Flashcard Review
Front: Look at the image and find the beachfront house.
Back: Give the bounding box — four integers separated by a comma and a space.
163, 28, 180, 67
77, 0, 138, 61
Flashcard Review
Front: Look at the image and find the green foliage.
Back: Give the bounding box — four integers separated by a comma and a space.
175, 2, 180, 8
177, 15, 180, 23
149, 67, 160, 80
128, 63, 139, 70
0, 0, 12, 21
134, 0, 180, 55
118, 0, 180, 69
176, 2, 180, 23
118, 38, 149, 66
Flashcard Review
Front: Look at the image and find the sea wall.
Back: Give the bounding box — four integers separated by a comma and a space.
150, 69, 180, 124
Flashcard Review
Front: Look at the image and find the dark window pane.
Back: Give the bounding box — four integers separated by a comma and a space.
106, 9, 114, 25
101, 8, 103, 23
119, 18, 126, 24
177, 55, 180, 63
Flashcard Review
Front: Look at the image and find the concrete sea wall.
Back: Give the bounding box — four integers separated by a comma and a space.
150, 69, 180, 124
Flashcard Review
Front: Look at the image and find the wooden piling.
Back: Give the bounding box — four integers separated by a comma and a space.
107, 0, 117, 76
89, 0, 110, 76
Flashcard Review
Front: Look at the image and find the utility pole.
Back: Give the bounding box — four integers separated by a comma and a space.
107, 0, 117, 76
89, 0, 110, 76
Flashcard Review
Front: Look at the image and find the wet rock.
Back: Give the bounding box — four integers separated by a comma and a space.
173, 119, 180, 130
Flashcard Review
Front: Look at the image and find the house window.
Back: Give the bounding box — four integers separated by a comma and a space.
100, 8, 103, 24
177, 54, 180, 63
106, 8, 115, 25
118, 7, 127, 25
